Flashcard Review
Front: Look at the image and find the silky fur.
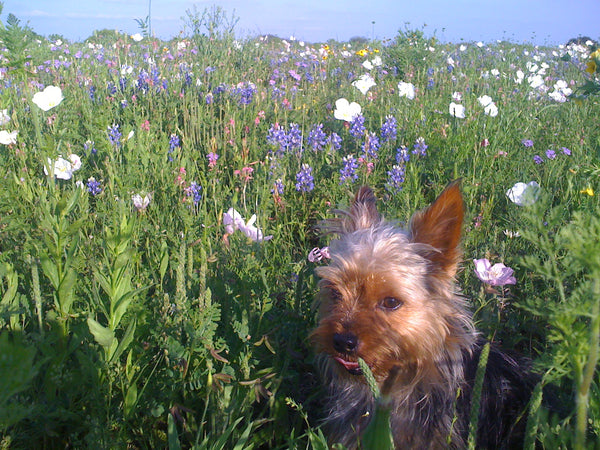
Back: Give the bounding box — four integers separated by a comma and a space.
311, 182, 535, 449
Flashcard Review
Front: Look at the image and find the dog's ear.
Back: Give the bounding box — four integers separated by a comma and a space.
409, 180, 464, 277
344, 186, 381, 232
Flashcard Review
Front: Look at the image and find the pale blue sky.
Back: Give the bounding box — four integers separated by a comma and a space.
6, 0, 600, 45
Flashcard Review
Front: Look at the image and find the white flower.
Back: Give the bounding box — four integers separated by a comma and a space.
0, 109, 10, 126
459, 44, 467, 52
477, 95, 493, 107
44, 154, 81, 180
32, 85, 64, 111
506, 181, 540, 206
397, 81, 415, 100
352, 73, 376, 95
452, 91, 462, 102
44, 156, 73, 180
223, 208, 272, 242
449, 102, 466, 119
484, 102, 498, 117
528, 74, 545, 90
371, 55, 382, 67
131, 33, 143, 42
362, 60, 374, 70
132, 193, 151, 211
476, 41, 484, 48
0, 130, 17, 145
333, 98, 362, 122
127, 130, 135, 140
514, 70, 525, 84
68, 153, 82, 171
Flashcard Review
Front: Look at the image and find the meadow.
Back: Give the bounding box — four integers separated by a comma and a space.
0, 4, 600, 449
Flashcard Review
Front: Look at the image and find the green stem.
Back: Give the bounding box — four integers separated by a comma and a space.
574, 277, 600, 450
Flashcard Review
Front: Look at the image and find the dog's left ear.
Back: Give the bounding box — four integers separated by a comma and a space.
345, 186, 381, 232
409, 180, 464, 277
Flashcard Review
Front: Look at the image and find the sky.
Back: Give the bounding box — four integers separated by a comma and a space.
5, 0, 600, 46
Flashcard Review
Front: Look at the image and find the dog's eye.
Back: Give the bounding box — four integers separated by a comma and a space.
380, 297, 403, 311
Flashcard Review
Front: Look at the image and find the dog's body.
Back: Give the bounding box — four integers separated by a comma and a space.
311, 182, 536, 449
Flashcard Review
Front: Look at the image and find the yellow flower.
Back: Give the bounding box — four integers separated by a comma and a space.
581, 187, 595, 196
586, 49, 600, 74
586, 60, 596, 74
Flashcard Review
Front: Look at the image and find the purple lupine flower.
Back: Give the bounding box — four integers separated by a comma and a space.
169, 134, 180, 151
84, 140, 97, 155
339, 155, 359, 184
107, 124, 122, 148
561, 147, 571, 156
521, 139, 534, 147
362, 132, 380, 159
396, 146, 410, 163
412, 137, 428, 156
380, 115, 397, 143
533, 155, 543, 164
307, 123, 327, 151
349, 114, 366, 139
86, 177, 102, 196
287, 123, 303, 153
385, 164, 406, 193
545, 149, 556, 160
186, 182, 202, 204
295, 163, 314, 192
272, 178, 285, 195
326, 132, 342, 151
267, 123, 288, 154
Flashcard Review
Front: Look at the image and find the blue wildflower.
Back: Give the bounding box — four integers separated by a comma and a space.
521, 139, 534, 147
545, 149, 556, 160
380, 115, 397, 143
412, 137, 428, 156
396, 146, 410, 163
326, 133, 342, 151
533, 155, 544, 164
362, 132, 380, 159
295, 164, 314, 192
339, 155, 359, 184
349, 114, 366, 139
86, 177, 102, 196
186, 182, 202, 204
169, 134, 180, 151
272, 179, 285, 195
386, 165, 406, 193
308, 124, 327, 151
107, 124, 122, 148
287, 123, 303, 153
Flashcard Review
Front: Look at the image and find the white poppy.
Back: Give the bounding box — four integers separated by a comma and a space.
333, 98, 362, 122
32, 86, 64, 111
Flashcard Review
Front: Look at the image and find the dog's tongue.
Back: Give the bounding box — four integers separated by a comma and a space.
334, 356, 361, 374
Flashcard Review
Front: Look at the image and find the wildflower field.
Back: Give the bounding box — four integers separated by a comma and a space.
1, 4, 600, 448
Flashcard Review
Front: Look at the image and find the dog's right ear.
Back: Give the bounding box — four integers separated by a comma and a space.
345, 186, 380, 232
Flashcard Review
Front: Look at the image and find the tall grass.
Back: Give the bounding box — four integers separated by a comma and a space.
0, 4, 599, 448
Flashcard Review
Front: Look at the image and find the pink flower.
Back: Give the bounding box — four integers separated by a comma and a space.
473, 259, 516, 286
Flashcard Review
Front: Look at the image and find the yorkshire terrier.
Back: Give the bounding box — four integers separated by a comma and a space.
311, 181, 536, 449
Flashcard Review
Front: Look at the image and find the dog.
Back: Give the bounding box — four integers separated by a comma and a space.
311, 181, 536, 449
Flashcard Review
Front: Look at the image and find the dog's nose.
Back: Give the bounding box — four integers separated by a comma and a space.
333, 332, 358, 354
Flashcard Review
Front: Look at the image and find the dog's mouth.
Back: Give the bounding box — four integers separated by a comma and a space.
333, 356, 362, 375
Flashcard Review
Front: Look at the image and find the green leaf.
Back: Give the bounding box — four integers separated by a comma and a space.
123, 380, 138, 418
110, 318, 137, 363
167, 412, 182, 450
87, 317, 115, 349
39, 253, 59, 289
